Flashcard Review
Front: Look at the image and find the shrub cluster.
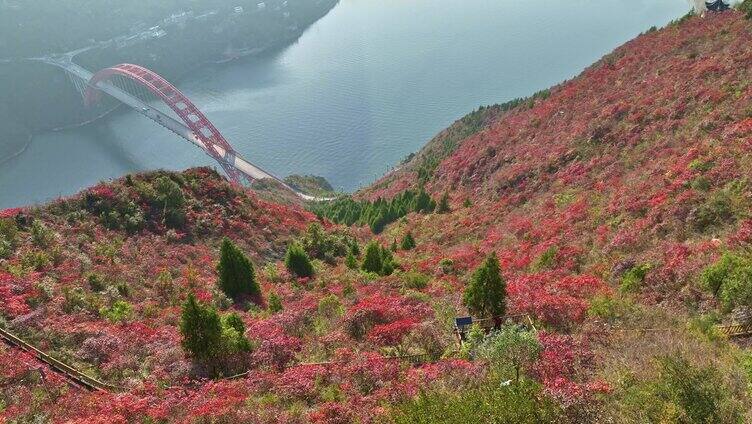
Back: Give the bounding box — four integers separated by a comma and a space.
180, 294, 253, 374
0, 218, 17, 259
285, 242, 315, 278
361, 240, 397, 276
299, 223, 358, 264
311, 187, 438, 234
701, 251, 752, 312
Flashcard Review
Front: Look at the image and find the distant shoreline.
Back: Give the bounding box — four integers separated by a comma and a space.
31, 6, 333, 138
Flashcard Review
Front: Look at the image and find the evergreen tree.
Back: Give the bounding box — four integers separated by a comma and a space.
217, 238, 260, 301
349, 242, 360, 257
380, 245, 396, 276
391, 239, 398, 251
180, 293, 223, 361
401, 232, 416, 250
370, 212, 387, 234
463, 198, 472, 208
285, 242, 315, 278
436, 191, 451, 214
361, 240, 383, 274
463, 252, 506, 318
413, 187, 436, 214
221, 312, 253, 353
267, 291, 283, 313
155, 176, 186, 228
345, 251, 358, 269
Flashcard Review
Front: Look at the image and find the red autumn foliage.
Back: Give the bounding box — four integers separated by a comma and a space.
508, 273, 609, 328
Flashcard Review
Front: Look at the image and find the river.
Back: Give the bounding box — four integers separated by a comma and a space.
0, 0, 689, 208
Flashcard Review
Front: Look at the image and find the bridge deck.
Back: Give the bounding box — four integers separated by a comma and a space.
50, 60, 324, 201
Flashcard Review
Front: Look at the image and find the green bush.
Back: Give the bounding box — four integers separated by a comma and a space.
62, 287, 89, 314
87, 272, 106, 292
155, 269, 176, 305
380, 245, 397, 276
400, 231, 416, 250
100, 300, 133, 323
587, 295, 634, 323
701, 252, 752, 312
532, 246, 558, 271
20, 250, 51, 271
718, 265, 752, 313
345, 251, 358, 269
180, 294, 253, 367
180, 293, 224, 361
620, 263, 651, 293
477, 325, 541, 383
217, 238, 260, 301
285, 242, 315, 278
615, 354, 742, 423
390, 380, 562, 424
402, 271, 430, 290
738, 0, 752, 18
299, 223, 357, 264
690, 180, 749, 233
310, 188, 439, 234
701, 252, 744, 297
154, 176, 186, 229
439, 258, 455, 274
463, 252, 506, 318
318, 294, 344, 320
267, 291, 283, 313
31, 219, 54, 248
436, 191, 451, 213
100, 201, 145, 233
0, 218, 17, 259
361, 240, 384, 274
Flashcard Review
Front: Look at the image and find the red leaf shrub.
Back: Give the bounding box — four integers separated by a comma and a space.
534, 332, 596, 405
276, 364, 329, 401
336, 350, 401, 396
508, 273, 609, 328
307, 402, 355, 424
367, 318, 417, 346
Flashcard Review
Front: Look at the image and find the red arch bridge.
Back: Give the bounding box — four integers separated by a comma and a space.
43, 56, 324, 201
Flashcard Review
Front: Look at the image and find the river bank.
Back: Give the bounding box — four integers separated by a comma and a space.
0, 0, 688, 209
0, 0, 339, 139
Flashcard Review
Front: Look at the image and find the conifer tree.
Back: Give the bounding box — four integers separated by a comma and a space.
436, 191, 451, 214
413, 187, 436, 214
345, 251, 358, 269
217, 238, 260, 301
401, 231, 416, 250
155, 176, 186, 228
361, 240, 383, 274
463, 252, 506, 318
180, 293, 223, 361
267, 291, 283, 313
285, 242, 315, 278
380, 245, 395, 276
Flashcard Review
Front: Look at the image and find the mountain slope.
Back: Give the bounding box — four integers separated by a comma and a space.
365, 12, 752, 307
4, 10, 752, 424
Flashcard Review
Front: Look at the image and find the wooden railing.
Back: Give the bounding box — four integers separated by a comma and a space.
715, 322, 752, 337
0, 326, 118, 392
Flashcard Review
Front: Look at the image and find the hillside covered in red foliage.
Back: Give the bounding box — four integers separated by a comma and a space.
5, 9, 752, 424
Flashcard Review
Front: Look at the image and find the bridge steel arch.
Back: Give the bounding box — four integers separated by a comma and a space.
84, 63, 245, 184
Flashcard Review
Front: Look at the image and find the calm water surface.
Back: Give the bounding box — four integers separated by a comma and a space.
0, 0, 689, 208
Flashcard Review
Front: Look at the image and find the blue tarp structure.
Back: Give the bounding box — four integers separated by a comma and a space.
706, 0, 730, 11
